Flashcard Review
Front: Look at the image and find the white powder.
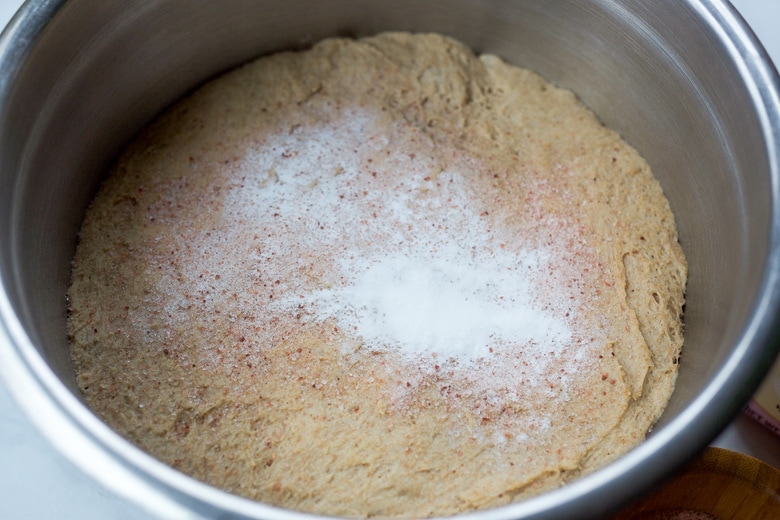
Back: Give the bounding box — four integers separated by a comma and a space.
157, 102, 594, 404
220, 107, 575, 364
306, 248, 570, 360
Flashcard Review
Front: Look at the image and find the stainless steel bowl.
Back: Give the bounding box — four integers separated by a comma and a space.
1, 1, 779, 518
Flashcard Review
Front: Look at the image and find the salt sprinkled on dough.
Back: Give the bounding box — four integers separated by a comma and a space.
224, 107, 574, 364
67, 33, 687, 518
307, 248, 570, 360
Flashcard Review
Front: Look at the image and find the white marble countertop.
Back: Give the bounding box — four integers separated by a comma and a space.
1, 0, 779, 518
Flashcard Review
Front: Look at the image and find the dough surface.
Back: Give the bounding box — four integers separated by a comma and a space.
68, 33, 687, 517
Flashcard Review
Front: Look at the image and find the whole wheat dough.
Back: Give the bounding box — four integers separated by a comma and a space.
68, 32, 687, 518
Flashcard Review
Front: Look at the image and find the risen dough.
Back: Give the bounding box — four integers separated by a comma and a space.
68, 33, 687, 517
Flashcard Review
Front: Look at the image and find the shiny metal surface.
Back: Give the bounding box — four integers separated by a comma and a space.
1, 1, 779, 518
